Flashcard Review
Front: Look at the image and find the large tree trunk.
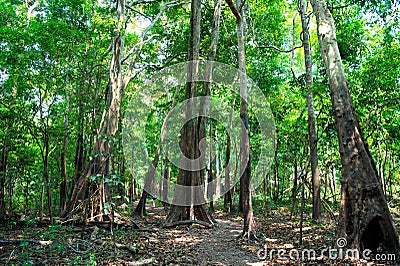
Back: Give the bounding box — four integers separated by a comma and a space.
60, 0, 125, 222
166, 0, 213, 224
310, 0, 400, 257
299, 0, 321, 221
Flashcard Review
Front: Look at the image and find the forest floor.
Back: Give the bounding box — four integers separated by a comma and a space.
1, 203, 399, 265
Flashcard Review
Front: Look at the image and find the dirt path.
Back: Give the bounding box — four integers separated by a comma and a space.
193, 217, 259, 265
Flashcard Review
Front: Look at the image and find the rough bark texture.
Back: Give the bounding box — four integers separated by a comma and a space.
166, 0, 213, 224
60, 0, 125, 222
310, 0, 400, 257
299, 0, 321, 221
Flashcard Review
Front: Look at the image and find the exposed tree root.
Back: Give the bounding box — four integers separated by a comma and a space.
237, 231, 259, 242
163, 219, 213, 229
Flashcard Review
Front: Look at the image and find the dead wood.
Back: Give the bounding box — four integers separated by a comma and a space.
0, 239, 52, 246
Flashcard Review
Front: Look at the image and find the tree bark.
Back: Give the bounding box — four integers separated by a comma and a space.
310, 0, 400, 256
166, 0, 213, 224
60, 0, 125, 222
299, 0, 321, 221
226, 0, 254, 238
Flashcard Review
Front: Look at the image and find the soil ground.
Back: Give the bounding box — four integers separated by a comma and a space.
1, 204, 399, 265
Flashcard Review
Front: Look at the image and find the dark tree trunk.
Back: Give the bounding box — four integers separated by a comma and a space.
132, 147, 160, 216
311, 0, 400, 257
224, 134, 233, 212
290, 157, 298, 220
0, 138, 8, 216
299, 0, 321, 221
60, 80, 69, 213
74, 118, 85, 181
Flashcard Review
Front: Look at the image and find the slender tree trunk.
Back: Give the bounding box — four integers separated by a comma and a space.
310, 0, 400, 256
290, 157, 298, 220
0, 138, 8, 216
224, 134, 233, 212
43, 133, 53, 224
226, 0, 254, 237
7, 175, 12, 212
299, 0, 321, 221
162, 152, 170, 208
60, 75, 70, 212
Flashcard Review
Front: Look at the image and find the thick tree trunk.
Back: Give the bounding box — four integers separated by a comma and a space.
299, 0, 321, 221
166, 0, 213, 224
60, 0, 125, 222
310, 0, 400, 257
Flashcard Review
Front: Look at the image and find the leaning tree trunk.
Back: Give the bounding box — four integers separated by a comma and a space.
166, 0, 213, 224
60, 0, 125, 222
299, 0, 321, 221
310, 0, 400, 257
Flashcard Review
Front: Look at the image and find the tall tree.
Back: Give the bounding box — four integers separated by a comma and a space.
299, 0, 321, 221
225, 0, 254, 238
310, 0, 400, 256
166, 0, 213, 224
60, 0, 126, 221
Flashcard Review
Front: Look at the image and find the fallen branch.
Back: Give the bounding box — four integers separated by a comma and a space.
0, 239, 52, 246
163, 220, 213, 229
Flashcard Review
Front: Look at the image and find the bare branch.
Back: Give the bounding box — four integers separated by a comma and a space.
123, 0, 185, 83
148, 52, 186, 70
258, 45, 303, 53
238, 0, 246, 12
130, 0, 163, 6
125, 5, 152, 20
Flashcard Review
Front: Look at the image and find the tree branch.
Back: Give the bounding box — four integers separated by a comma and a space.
238, 0, 246, 12
258, 45, 303, 53
225, 0, 241, 23
130, 0, 163, 6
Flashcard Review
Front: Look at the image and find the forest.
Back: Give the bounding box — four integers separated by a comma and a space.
0, 0, 399, 265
